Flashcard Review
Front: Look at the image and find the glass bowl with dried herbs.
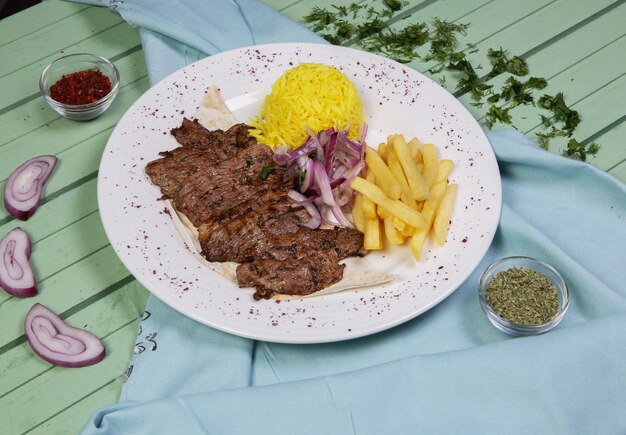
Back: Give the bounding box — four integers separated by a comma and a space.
478, 256, 570, 336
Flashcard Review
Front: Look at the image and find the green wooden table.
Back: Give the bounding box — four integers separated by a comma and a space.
1, 0, 624, 433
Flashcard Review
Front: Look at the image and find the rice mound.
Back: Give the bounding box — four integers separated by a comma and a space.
249, 63, 364, 149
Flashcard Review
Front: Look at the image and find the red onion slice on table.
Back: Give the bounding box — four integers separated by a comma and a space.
24, 303, 106, 368
0, 227, 37, 297
4, 155, 58, 220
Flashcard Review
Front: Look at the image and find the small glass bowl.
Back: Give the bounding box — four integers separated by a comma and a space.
478, 256, 570, 336
39, 53, 119, 121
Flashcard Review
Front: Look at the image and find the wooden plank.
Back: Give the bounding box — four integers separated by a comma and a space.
26, 380, 122, 435
424, 0, 616, 93
470, 35, 626, 134
0, 178, 97, 242
608, 159, 626, 182
383, 0, 551, 74
591, 121, 626, 174
0, 245, 133, 348
0, 48, 147, 148
0, 23, 142, 112
455, 4, 626, 119
0, 6, 123, 77
0, 0, 90, 47
525, 73, 626, 153
0, 321, 141, 434
0, 280, 147, 399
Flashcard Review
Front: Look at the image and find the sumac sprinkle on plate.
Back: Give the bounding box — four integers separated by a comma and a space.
49, 69, 112, 105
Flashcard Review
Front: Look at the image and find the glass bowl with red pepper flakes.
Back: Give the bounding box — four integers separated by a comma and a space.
478, 256, 570, 336
39, 53, 119, 121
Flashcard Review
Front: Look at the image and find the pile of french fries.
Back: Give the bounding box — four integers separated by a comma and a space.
350, 134, 458, 261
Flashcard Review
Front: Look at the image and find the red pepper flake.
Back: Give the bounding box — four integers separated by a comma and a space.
49, 69, 112, 105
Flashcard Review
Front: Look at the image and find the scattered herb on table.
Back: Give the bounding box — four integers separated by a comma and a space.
303, 1, 601, 160
484, 267, 559, 325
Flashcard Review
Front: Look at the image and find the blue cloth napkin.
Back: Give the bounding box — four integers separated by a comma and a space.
76, 0, 626, 433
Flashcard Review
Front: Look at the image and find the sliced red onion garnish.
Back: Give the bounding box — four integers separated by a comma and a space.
297, 156, 315, 193
277, 125, 367, 228
324, 133, 338, 174
24, 303, 106, 368
305, 126, 325, 161
0, 227, 37, 298
330, 205, 354, 228
313, 161, 337, 207
4, 155, 58, 220
288, 189, 321, 229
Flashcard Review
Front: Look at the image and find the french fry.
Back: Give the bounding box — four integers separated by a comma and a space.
408, 137, 423, 164
387, 133, 400, 144
421, 143, 438, 189
352, 193, 366, 233
422, 180, 448, 228
409, 230, 428, 260
391, 135, 429, 201
433, 183, 458, 245
435, 159, 454, 183
400, 224, 415, 237
392, 216, 405, 231
409, 180, 447, 260
384, 216, 405, 245
365, 146, 402, 200
364, 217, 383, 250
377, 205, 391, 219
386, 146, 419, 210
350, 177, 425, 229
360, 170, 377, 219
377, 142, 388, 162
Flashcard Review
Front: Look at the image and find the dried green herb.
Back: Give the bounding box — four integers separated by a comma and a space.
484, 267, 559, 325
538, 92, 581, 134
486, 47, 529, 79
564, 138, 601, 161
303, 7, 336, 32
359, 22, 430, 62
383, 0, 403, 12
447, 52, 492, 102
484, 104, 513, 129
259, 166, 276, 180
484, 76, 548, 127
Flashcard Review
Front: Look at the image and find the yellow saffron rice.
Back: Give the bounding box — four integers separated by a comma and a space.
249, 63, 364, 149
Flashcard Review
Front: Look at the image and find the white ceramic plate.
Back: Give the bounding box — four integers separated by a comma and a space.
98, 43, 501, 344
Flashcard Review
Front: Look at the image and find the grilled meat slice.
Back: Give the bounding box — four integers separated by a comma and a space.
198, 207, 310, 263
145, 120, 256, 198
171, 119, 255, 152
236, 257, 347, 300
254, 226, 365, 262
172, 143, 285, 227
146, 148, 217, 198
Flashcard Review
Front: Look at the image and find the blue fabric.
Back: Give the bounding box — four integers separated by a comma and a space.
76, 0, 626, 433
